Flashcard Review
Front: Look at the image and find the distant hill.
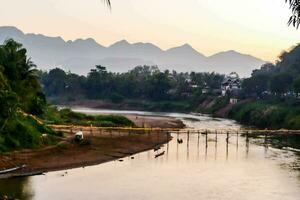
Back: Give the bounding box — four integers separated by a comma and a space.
0, 26, 266, 77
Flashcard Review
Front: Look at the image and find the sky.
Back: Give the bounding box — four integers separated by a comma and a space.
1, 0, 300, 62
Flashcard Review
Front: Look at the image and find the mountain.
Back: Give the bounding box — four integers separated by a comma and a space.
208, 50, 266, 76
0, 26, 265, 76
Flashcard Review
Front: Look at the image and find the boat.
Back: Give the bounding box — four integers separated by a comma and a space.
155, 151, 165, 158
0, 165, 26, 175
177, 139, 183, 144
12, 171, 45, 178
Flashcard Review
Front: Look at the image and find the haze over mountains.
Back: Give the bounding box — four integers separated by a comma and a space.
0, 26, 265, 77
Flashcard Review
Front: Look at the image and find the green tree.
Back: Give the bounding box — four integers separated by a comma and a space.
0, 39, 45, 115
270, 73, 293, 95
293, 75, 300, 95
242, 74, 269, 97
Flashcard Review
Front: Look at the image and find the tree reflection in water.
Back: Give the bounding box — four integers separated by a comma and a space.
0, 177, 34, 200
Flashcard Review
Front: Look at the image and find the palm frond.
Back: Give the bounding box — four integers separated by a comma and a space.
103, 0, 111, 8
285, 0, 300, 28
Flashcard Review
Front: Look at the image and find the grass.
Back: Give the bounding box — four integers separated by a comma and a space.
41, 107, 135, 127
0, 114, 59, 152
0, 106, 135, 152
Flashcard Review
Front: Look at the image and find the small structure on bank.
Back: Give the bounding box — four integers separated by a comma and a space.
229, 98, 238, 104
74, 131, 84, 142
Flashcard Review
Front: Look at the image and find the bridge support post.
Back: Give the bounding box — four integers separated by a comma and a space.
226, 132, 229, 143
205, 130, 208, 148
187, 131, 190, 144
90, 124, 93, 137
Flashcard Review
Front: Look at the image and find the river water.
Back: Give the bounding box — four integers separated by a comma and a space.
1, 109, 300, 200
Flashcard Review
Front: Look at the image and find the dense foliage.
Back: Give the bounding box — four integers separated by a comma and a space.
241, 44, 300, 98
286, 0, 300, 28
0, 39, 55, 151
0, 40, 135, 151
41, 65, 224, 111
42, 107, 134, 127
231, 43, 300, 129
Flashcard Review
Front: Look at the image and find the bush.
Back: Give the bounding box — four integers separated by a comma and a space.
0, 114, 58, 151
229, 101, 300, 129
110, 93, 124, 103
40, 108, 135, 127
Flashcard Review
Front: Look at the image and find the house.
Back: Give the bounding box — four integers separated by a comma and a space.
229, 98, 238, 104
221, 72, 241, 96
202, 85, 210, 94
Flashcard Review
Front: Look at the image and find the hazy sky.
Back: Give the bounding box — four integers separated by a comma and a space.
1, 0, 300, 61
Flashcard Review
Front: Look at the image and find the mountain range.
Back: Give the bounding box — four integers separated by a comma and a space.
0, 26, 265, 77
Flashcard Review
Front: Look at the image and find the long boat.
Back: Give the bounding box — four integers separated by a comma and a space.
12, 171, 45, 178
155, 151, 165, 158
0, 165, 26, 175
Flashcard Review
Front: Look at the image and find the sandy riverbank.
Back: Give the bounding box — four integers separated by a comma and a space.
0, 115, 184, 179
126, 114, 185, 128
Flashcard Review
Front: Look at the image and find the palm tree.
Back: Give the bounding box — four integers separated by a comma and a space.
286, 0, 300, 28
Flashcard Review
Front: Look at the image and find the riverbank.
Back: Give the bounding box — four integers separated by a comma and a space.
0, 114, 184, 179
63, 97, 300, 130
0, 132, 171, 179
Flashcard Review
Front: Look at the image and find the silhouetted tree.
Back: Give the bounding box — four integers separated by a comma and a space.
270, 73, 293, 95
293, 75, 300, 95
103, 0, 111, 8
286, 0, 300, 28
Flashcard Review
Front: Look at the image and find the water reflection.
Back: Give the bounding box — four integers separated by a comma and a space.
0, 178, 34, 199
1, 132, 300, 200
1, 109, 300, 200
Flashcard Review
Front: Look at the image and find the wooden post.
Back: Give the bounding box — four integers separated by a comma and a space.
226, 132, 229, 144
264, 133, 267, 146
236, 131, 239, 151
90, 124, 93, 137
205, 130, 208, 148
187, 131, 190, 144
246, 131, 249, 156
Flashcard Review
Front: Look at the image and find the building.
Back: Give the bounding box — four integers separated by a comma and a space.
229, 98, 238, 104
221, 72, 241, 96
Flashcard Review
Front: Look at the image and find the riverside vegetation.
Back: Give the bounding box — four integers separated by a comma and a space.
0, 39, 134, 152
41, 43, 300, 130
229, 44, 300, 129
3, 38, 300, 153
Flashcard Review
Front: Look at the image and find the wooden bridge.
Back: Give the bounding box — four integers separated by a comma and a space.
48, 124, 300, 135
22, 111, 300, 136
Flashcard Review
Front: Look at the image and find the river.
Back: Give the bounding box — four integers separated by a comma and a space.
1, 109, 300, 200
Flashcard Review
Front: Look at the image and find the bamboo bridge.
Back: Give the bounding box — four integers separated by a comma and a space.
48, 124, 300, 135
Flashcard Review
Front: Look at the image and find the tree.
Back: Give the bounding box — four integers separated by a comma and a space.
0, 39, 45, 115
252, 63, 276, 77
286, 0, 300, 28
269, 73, 293, 95
242, 74, 269, 97
293, 75, 300, 95
146, 72, 171, 100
